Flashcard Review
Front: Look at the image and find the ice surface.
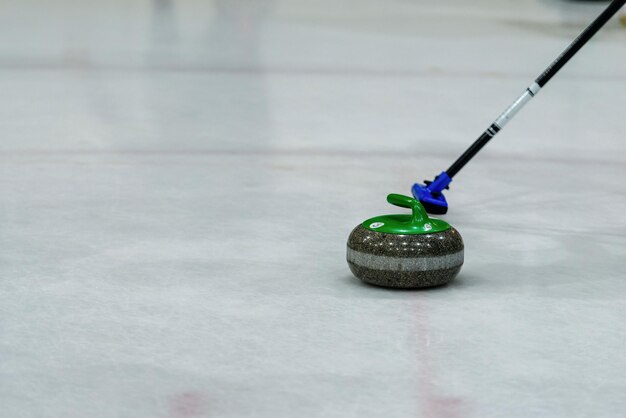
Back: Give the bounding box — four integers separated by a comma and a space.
1, 1, 625, 417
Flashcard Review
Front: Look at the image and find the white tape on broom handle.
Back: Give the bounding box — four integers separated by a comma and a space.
494, 82, 542, 129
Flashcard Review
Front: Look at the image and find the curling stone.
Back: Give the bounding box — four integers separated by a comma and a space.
347, 194, 464, 288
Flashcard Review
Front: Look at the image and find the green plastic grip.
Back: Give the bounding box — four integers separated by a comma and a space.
361, 193, 450, 235
386, 194, 427, 224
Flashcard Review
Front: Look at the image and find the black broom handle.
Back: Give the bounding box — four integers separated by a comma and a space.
446, 0, 625, 178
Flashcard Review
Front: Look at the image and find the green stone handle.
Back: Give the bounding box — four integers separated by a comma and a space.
386, 194, 429, 224
361, 193, 450, 234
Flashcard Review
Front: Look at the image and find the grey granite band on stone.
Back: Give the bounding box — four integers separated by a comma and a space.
347, 248, 463, 272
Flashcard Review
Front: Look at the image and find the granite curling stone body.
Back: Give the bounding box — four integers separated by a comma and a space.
347, 194, 464, 288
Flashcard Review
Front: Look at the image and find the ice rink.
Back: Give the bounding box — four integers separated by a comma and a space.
1, 1, 625, 417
